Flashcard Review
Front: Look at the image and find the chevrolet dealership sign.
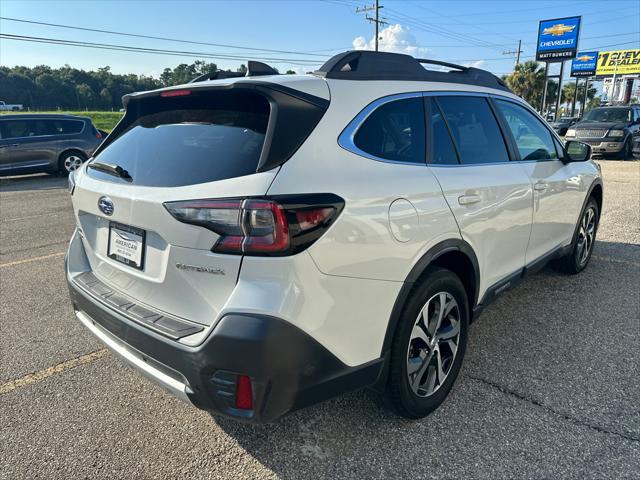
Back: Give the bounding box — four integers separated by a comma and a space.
596, 50, 640, 76
536, 16, 581, 61
571, 52, 598, 77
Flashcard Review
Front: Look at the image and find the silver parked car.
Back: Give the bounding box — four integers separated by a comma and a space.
0, 114, 104, 176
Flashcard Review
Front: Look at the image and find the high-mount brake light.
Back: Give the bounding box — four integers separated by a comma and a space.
160, 89, 192, 98
164, 195, 344, 256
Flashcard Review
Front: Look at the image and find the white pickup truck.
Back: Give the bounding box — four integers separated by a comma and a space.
0, 101, 24, 111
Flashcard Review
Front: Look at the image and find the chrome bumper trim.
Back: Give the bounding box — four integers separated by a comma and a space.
75, 310, 194, 405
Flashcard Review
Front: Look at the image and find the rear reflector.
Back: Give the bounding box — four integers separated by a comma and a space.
235, 375, 253, 410
160, 89, 192, 98
164, 194, 344, 256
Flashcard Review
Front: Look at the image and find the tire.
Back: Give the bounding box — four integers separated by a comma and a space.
618, 138, 632, 160
58, 150, 86, 175
555, 197, 599, 274
387, 267, 469, 419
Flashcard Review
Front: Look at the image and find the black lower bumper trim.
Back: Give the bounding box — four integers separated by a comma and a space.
68, 277, 384, 423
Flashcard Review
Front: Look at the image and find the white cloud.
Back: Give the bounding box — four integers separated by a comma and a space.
352, 24, 428, 57
464, 60, 486, 69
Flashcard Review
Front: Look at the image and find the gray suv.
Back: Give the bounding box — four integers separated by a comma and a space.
564, 105, 640, 159
0, 114, 103, 176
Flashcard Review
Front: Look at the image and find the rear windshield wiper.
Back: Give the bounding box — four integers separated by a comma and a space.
88, 161, 133, 181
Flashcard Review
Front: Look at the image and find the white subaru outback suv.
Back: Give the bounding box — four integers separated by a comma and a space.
66, 51, 602, 423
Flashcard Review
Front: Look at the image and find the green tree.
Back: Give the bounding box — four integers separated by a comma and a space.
0, 61, 248, 110
76, 83, 95, 110
502, 61, 546, 106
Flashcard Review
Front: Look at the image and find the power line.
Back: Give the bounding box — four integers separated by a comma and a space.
383, 7, 508, 51
0, 16, 330, 58
0, 33, 322, 66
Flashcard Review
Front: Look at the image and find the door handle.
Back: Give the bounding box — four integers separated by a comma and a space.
10, 143, 20, 147
458, 194, 482, 205
534, 182, 549, 191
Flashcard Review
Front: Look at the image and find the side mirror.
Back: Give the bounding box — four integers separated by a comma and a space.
565, 140, 591, 162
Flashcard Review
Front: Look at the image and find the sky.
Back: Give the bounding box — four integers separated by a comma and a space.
1, 0, 639, 85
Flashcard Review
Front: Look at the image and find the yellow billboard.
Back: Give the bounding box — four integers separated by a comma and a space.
596, 49, 640, 76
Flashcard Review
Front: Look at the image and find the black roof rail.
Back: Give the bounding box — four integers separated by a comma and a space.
313, 50, 510, 92
190, 60, 279, 83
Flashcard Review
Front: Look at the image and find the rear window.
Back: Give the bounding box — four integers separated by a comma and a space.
88, 90, 270, 187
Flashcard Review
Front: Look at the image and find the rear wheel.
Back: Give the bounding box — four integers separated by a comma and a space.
388, 267, 469, 419
555, 197, 599, 274
59, 151, 86, 175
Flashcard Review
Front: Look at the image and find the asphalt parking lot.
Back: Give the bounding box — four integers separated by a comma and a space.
1, 161, 639, 479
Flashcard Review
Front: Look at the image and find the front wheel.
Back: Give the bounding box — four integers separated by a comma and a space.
387, 267, 469, 419
618, 138, 632, 160
555, 197, 599, 274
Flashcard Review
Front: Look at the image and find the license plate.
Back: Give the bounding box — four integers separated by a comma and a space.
107, 222, 145, 270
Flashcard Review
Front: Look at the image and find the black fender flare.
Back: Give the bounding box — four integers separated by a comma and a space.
570, 178, 604, 247
380, 238, 480, 357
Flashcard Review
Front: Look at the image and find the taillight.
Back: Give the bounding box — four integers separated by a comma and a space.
164, 194, 344, 256
95, 131, 102, 139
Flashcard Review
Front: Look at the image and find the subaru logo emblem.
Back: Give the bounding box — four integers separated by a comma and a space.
98, 196, 114, 216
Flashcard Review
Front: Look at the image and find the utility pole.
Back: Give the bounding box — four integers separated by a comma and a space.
502, 40, 523, 69
571, 77, 579, 116
356, 1, 388, 51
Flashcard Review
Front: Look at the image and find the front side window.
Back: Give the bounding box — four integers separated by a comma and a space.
495, 100, 558, 161
2, 120, 35, 139
436, 96, 510, 164
353, 97, 426, 164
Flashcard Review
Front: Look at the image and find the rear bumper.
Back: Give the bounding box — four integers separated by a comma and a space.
67, 267, 384, 423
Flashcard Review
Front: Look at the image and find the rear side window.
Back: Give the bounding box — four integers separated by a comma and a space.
429, 98, 458, 165
353, 97, 425, 164
495, 100, 558, 161
54, 120, 84, 134
89, 91, 270, 187
436, 96, 510, 164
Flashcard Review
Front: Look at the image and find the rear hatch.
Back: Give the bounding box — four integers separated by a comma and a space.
71, 79, 329, 327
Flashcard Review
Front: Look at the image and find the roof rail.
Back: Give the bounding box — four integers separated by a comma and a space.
313, 50, 510, 92
190, 60, 279, 83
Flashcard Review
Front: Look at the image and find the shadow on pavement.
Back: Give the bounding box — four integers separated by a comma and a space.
211, 239, 639, 478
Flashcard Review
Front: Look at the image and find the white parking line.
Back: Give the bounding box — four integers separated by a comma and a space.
0, 251, 65, 268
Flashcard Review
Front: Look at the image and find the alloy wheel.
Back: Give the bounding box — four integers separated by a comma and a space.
406, 292, 461, 397
576, 206, 596, 266
64, 155, 83, 172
